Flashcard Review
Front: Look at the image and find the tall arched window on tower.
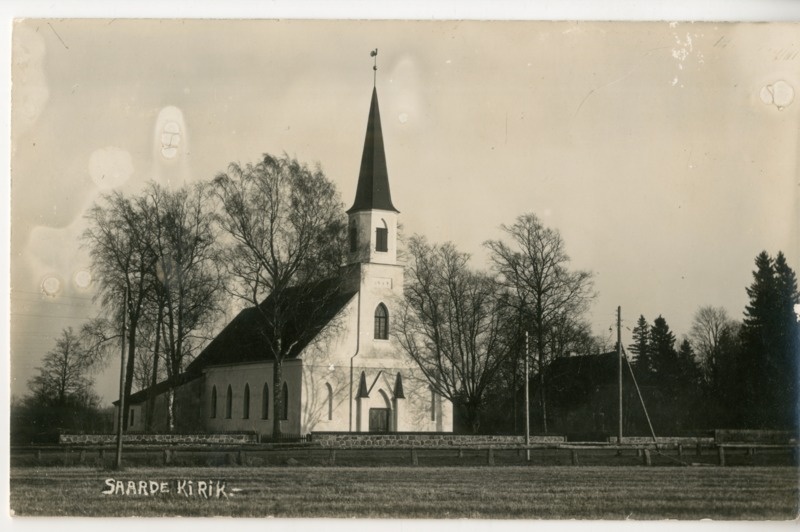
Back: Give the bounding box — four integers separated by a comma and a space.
262, 383, 269, 420
281, 382, 289, 421
374, 303, 389, 339
375, 219, 388, 252
349, 219, 358, 252
242, 383, 250, 419
210, 386, 217, 418
225, 385, 233, 419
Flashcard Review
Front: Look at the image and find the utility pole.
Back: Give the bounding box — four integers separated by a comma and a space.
617, 306, 623, 445
525, 330, 530, 462
114, 286, 128, 469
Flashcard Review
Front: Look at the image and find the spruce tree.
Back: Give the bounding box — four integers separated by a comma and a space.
629, 315, 651, 376
649, 315, 678, 382
739, 251, 800, 429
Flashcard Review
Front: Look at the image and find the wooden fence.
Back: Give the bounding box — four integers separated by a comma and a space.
11, 440, 799, 468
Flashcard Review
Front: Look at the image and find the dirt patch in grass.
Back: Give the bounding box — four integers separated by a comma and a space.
9, 465, 799, 519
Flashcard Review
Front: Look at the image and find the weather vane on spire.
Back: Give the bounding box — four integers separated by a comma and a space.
371, 48, 378, 86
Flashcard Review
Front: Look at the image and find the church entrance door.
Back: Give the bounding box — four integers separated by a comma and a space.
368, 408, 390, 432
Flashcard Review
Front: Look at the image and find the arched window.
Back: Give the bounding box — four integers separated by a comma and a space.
349, 219, 358, 252
210, 386, 217, 418
326, 383, 333, 421
262, 383, 269, 420
243, 383, 250, 419
374, 303, 389, 340
281, 382, 289, 421
375, 219, 388, 252
225, 385, 233, 419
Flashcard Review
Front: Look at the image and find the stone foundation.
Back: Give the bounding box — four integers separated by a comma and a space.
59, 433, 259, 446
312, 432, 565, 448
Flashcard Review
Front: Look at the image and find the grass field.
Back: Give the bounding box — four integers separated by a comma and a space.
10, 464, 799, 519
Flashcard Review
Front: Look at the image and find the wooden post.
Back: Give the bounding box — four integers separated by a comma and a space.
79, 450, 86, 464
458, 448, 464, 459
238, 449, 245, 465
329, 449, 336, 465
36, 450, 42, 461
114, 287, 129, 470
163, 449, 171, 465
487, 447, 495, 466
99, 449, 106, 460
717, 446, 726, 466
696, 443, 702, 456
571, 449, 579, 466
63, 448, 69, 466
617, 307, 623, 446
636, 448, 643, 457
747, 447, 754, 456
677, 444, 683, 457
525, 331, 531, 463
411, 448, 419, 466
643, 449, 652, 466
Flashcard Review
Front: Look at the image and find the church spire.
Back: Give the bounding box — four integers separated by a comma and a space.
347, 74, 398, 214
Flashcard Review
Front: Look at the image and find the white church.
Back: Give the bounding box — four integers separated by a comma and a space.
122, 84, 453, 438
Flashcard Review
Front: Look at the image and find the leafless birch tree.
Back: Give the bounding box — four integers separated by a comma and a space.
485, 213, 594, 433
397, 236, 514, 433
213, 154, 347, 437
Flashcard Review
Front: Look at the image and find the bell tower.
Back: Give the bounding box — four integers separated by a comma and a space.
346, 86, 399, 267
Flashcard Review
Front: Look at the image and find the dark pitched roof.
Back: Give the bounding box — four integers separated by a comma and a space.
186, 280, 357, 372
114, 371, 199, 406
546, 352, 621, 406
347, 87, 399, 214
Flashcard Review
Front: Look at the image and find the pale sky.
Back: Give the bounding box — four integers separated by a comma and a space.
9, 19, 799, 405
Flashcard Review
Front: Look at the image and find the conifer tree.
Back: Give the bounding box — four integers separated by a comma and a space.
740, 251, 800, 428
629, 315, 651, 376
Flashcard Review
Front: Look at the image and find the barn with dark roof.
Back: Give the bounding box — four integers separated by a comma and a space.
120, 84, 453, 438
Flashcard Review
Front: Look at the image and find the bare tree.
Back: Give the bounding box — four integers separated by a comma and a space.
141, 182, 224, 430
213, 154, 347, 437
83, 192, 156, 430
84, 183, 224, 432
29, 327, 102, 406
486, 213, 594, 433
689, 306, 739, 390
397, 236, 514, 433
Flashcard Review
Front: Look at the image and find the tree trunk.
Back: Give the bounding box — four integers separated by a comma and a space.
465, 403, 481, 434
512, 361, 518, 433
272, 358, 283, 438
122, 320, 137, 430
167, 388, 175, 432
146, 304, 163, 432
539, 351, 548, 434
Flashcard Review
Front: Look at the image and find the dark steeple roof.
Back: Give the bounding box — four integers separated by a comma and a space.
347, 87, 399, 214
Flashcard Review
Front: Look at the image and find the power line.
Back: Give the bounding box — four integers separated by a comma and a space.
11, 289, 96, 301
11, 311, 97, 321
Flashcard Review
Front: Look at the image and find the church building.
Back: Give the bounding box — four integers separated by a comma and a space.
121, 84, 453, 438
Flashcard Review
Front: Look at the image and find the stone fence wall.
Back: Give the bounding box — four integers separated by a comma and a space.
59, 433, 259, 446
607, 436, 714, 445
312, 432, 565, 449
714, 430, 797, 444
